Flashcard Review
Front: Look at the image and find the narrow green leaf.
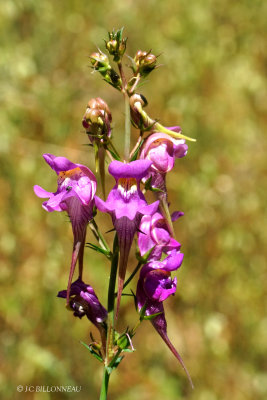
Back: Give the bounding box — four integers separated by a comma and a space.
86, 242, 112, 258
80, 341, 103, 362
130, 139, 144, 161
139, 301, 148, 321
143, 311, 163, 320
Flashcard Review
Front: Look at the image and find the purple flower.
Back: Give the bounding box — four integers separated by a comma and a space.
138, 211, 184, 260
58, 278, 107, 327
95, 159, 159, 317
34, 154, 97, 303
140, 129, 188, 194
136, 251, 184, 308
136, 251, 193, 387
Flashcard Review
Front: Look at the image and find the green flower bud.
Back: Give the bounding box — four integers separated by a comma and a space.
90, 51, 110, 71
105, 28, 127, 61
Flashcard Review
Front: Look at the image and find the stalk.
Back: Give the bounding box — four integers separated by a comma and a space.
124, 95, 131, 161
99, 234, 119, 400
99, 368, 110, 400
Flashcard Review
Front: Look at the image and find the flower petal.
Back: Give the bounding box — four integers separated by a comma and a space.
33, 185, 52, 199
109, 159, 152, 180
43, 154, 78, 174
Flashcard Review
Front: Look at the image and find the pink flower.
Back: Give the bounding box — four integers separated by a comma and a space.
34, 154, 97, 303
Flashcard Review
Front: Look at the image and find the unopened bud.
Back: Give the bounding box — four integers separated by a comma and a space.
129, 93, 148, 110
83, 97, 112, 138
134, 50, 157, 76
105, 28, 127, 61
87, 97, 112, 123
90, 51, 110, 70
106, 39, 118, 53
84, 108, 103, 125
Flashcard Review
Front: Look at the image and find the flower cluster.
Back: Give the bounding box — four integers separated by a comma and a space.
34, 28, 195, 396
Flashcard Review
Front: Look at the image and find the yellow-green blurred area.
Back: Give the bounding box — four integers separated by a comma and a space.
1, 0, 266, 399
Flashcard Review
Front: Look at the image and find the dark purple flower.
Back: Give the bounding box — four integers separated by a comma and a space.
95, 159, 159, 317
136, 252, 193, 387
138, 211, 184, 260
34, 154, 97, 303
140, 129, 188, 195
58, 278, 107, 327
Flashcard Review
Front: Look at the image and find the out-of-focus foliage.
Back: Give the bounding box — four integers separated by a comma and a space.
1, 0, 266, 399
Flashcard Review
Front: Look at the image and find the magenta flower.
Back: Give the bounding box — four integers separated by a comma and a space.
58, 278, 107, 326
140, 128, 188, 194
138, 211, 184, 260
136, 251, 193, 387
95, 159, 159, 317
34, 154, 97, 303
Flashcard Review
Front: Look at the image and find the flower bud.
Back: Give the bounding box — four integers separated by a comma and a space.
105, 28, 127, 61
84, 108, 103, 125
129, 93, 153, 130
90, 51, 110, 70
129, 93, 147, 110
106, 39, 118, 54
134, 50, 157, 76
87, 97, 112, 123
82, 97, 112, 138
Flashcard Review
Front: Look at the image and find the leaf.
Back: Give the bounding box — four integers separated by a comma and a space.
143, 311, 163, 320
130, 139, 144, 161
80, 341, 103, 363
144, 177, 164, 193
107, 355, 124, 373
139, 301, 148, 321
136, 245, 156, 264
106, 147, 121, 161
86, 242, 112, 259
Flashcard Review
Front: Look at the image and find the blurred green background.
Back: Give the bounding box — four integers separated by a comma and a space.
1, 0, 266, 399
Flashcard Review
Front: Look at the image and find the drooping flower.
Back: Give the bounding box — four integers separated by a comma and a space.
34, 154, 97, 303
95, 159, 159, 317
140, 128, 188, 195
58, 278, 107, 326
136, 251, 193, 387
138, 211, 184, 260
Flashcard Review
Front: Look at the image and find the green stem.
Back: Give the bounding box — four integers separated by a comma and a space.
124, 94, 131, 161
99, 368, 110, 400
117, 60, 131, 161
105, 234, 119, 365
108, 234, 119, 314
100, 234, 119, 400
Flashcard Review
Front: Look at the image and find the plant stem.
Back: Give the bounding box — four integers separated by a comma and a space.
105, 233, 119, 364
117, 60, 131, 161
124, 94, 131, 161
99, 368, 110, 400
100, 234, 119, 400
107, 234, 119, 314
